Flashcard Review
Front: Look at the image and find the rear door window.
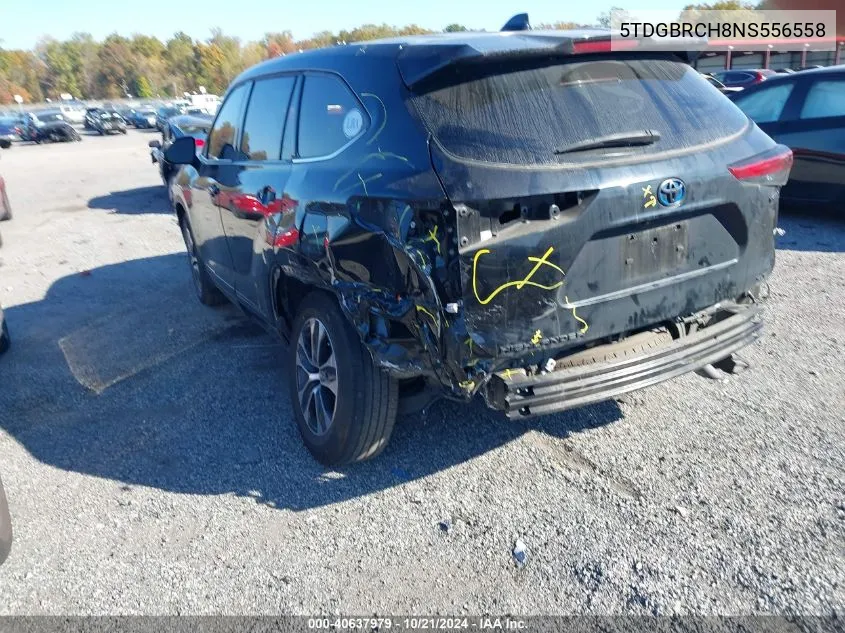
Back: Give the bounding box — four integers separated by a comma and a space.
733, 82, 796, 123
240, 75, 296, 161
799, 80, 845, 119
297, 74, 367, 159
407, 56, 749, 166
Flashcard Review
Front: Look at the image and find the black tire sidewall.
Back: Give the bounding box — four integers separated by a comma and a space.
179, 216, 220, 305
289, 293, 368, 464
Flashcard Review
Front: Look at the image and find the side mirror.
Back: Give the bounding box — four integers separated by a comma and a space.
148, 139, 161, 148
163, 135, 197, 165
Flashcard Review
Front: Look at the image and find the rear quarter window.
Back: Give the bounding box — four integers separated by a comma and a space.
297, 74, 368, 159
407, 56, 749, 166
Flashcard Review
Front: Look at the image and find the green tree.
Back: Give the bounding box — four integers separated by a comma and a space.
96, 34, 137, 98
299, 30, 337, 50
679, 1, 764, 25
134, 75, 153, 97
444, 24, 469, 32
165, 32, 196, 94
37, 37, 83, 98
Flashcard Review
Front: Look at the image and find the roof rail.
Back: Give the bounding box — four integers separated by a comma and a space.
501, 13, 531, 32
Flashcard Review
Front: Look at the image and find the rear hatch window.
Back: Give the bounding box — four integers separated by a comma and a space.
407, 55, 749, 166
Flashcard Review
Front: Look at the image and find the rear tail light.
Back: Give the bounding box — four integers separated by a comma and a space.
194, 138, 205, 149
728, 145, 793, 186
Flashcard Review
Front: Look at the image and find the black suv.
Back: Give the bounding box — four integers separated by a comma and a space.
91, 110, 127, 135
165, 22, 792, 465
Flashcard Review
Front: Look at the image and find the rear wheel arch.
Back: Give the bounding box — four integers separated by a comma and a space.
272, 268, 326, 335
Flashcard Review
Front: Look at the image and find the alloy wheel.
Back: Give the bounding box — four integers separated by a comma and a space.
295, 318, 338, 436
180, 222, 202, 297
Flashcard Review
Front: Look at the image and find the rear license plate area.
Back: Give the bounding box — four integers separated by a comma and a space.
621, 222, 689, 280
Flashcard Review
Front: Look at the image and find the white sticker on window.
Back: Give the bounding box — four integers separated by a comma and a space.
342, 108, 363, 139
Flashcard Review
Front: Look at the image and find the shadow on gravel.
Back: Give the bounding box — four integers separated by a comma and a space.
776, 207, 845, 253
88, 186, 169, 215
0, 254, 622, 511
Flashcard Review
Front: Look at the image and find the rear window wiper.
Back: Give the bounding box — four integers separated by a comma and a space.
553, 130, 661, 155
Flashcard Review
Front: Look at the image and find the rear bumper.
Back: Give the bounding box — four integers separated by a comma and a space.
484, 303, 763, 419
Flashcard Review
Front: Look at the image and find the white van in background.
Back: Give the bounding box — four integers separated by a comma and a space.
58, 103, 86, 124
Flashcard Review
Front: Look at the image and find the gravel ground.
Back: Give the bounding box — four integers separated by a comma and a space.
0, 131, 842, 616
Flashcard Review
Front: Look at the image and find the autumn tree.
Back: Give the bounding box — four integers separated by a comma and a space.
96, 34, 137, 98
263, 31, 297, 57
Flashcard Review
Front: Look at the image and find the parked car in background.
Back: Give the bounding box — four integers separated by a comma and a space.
0, 117, 20, 148
58, 103, 86, 124
118, 107, 137, 126
729, 65, 845, 213
0, 167, 11, 221
711, 69, 776, 89
704, 75, 742, 95
19, 113, 82, 143
132, 109, 158, 129
185, 106, 212, 116
155, 105, 185, 131
149, 114, 212, 190
92, 110, 127, 135
165, 24, 790, 465
83, 107, 101, 130
20, 112, 82, 143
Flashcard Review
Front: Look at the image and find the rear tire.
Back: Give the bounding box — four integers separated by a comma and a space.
179, 216, 225, 307
289, 292, 398, 466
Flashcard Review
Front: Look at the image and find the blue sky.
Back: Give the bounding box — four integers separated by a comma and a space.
1, 0, 691, 50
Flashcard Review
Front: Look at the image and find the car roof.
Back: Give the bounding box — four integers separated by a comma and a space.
730, 64, 844, 98
233, 28, 626, 86
748, 64, 843, 84
170, 114, 212, 128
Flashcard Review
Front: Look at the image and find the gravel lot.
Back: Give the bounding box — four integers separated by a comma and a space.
0, 130, 842, 616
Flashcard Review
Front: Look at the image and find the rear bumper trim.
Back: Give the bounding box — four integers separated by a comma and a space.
488, 304, 763, 419
564, 258, 738, 309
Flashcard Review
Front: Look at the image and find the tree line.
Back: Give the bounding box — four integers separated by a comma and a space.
0, 1, 771, 104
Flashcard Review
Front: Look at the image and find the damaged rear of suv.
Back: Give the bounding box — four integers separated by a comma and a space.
168, 23, 791, 466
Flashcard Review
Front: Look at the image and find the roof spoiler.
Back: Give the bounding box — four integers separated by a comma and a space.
501, 13, 531, 31
397, 31, 704, 89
